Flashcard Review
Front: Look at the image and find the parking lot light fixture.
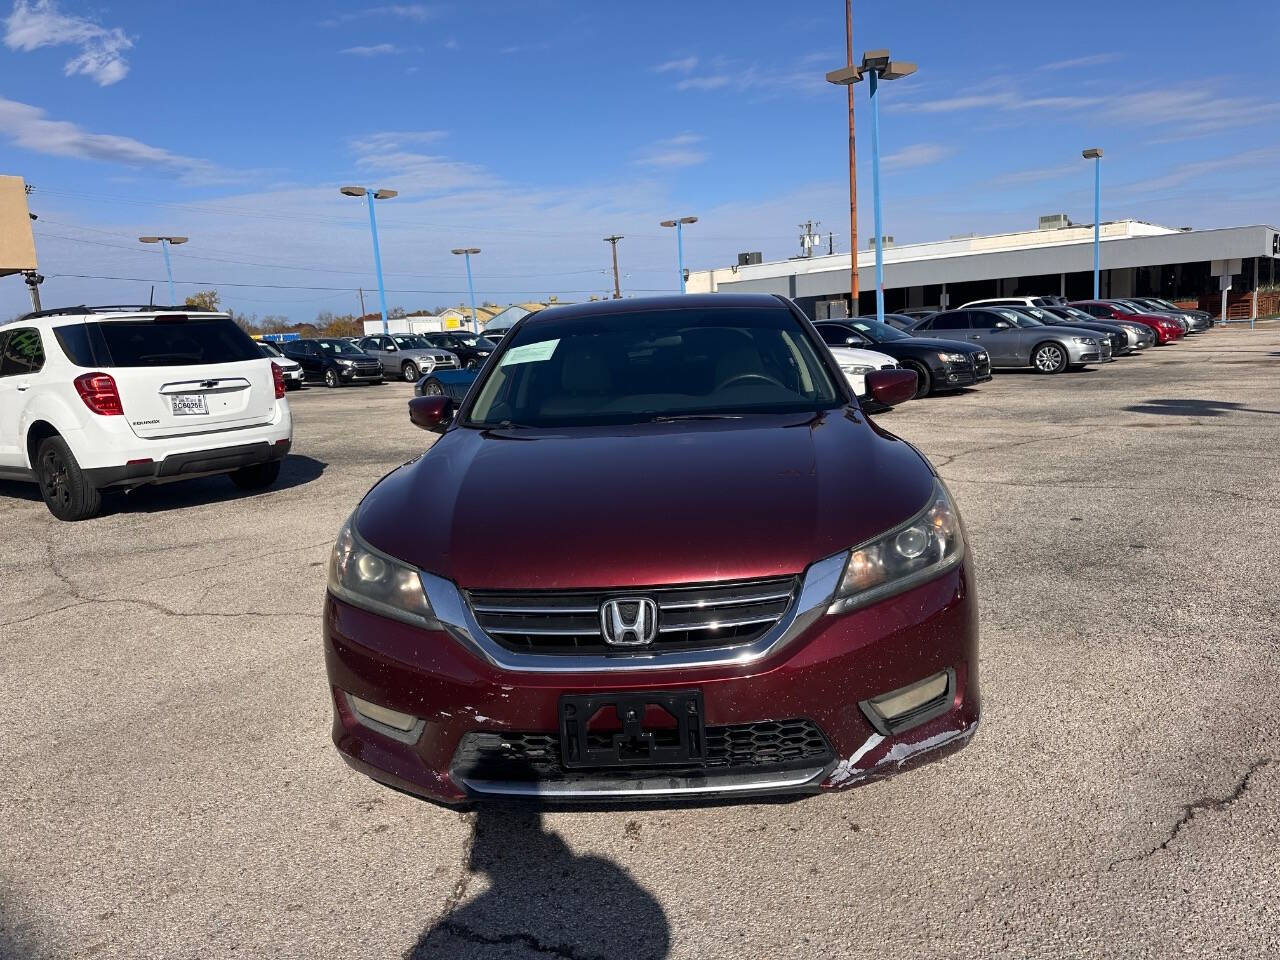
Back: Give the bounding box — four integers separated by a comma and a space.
451, 248, 482, 332
138, 235, 188, 305
1082, 148, 1104, 298
660, 217, 698, 293
340, 186, 395, 334
827, 48, 916, 324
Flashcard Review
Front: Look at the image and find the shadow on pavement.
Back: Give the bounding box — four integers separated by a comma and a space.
1123, 398, 1280, 418
0, 882, 39, 960
111, 454, 327, 514
409, 800, 670, 959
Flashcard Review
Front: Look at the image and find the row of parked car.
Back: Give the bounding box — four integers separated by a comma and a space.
255, 332, 497, 390
407, 295, 1214, 406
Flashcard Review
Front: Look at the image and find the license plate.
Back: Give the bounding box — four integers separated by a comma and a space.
170, 394, 209, 416
559, 690, 705, 769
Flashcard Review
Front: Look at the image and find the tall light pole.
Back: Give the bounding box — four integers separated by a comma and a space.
139, 235, 188, 305
1083, 148, 1103, 299
340, 186, 398, 334
842, 0, 858, 312
827, 50, 915, 324
451, 248, 481, 332
603, 235, 623, 298
659, 217, 697, 293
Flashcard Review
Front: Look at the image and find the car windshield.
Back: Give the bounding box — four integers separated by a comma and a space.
1107, 301, 1137, 314
453, 334, 488, 348
1014, 306, 1055, 323
1058, 307, 1096, 323
258, 342, 282, 357
465, 307, 843, 428
392, 335, 431, 349
850, 319, 910, 342
317, 339, 365, 355
997, 309, 1040, 327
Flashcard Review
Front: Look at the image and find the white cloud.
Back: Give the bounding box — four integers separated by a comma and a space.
634, 133, 708, 169
987, 163, 1080, 186
671, 55, 829, 98
653, 56, 697, 74
0, 95, 227, 183
1121, 147, 1280, 194
320, 4, 438, 27
881, 143, 952, 172
1038, 52, 1120, 71
340, 43, 401, 56
4, 0, 133, 86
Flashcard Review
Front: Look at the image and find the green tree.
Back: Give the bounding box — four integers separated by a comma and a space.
184, 290, 220, 311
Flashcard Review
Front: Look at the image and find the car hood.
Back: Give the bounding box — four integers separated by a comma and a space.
898, 336, 984, 354
828, 346, 897, 366
402, 348, 451, 361
357, 412, 936, 590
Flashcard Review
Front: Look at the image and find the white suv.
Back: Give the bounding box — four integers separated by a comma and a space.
0, 306, 293, 521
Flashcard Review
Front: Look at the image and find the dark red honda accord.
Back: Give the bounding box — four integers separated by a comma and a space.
323, 293, 979, 804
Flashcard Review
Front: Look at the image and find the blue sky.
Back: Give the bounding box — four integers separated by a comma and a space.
2, 0, 1278, 321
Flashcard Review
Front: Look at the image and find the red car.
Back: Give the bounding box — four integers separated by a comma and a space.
1069, 300, 1183, 344
323, 294, 980, 805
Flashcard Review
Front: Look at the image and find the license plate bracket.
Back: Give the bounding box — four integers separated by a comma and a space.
170, 393, 209, 416
559, 690, 705, 770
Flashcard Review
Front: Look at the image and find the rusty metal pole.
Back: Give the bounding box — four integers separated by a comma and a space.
845, 0, 859, 315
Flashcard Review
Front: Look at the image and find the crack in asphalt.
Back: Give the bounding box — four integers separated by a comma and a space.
929, 430, 1096, 470
2, 543, 322, 628
430, 922, 610, 960
935, 476, 1276, 505
1108, 758, 1276, 871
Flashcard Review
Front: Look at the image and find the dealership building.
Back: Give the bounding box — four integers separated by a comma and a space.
687, 219, 1280, 322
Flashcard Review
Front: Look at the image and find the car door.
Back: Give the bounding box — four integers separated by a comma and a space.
967, 310, 1020, 366
921, 311, 972, 349
362, 336, 392, 374
290, 342, 321, 380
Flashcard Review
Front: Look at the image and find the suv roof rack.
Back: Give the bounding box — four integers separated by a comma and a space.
11, 304, 209, 323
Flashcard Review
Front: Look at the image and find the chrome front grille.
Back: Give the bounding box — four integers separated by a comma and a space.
467, 575, 799, 654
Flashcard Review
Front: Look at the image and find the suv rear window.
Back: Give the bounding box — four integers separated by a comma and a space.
54, 316, 260, 367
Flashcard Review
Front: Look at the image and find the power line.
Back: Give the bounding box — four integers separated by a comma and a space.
46, 273, 676, 295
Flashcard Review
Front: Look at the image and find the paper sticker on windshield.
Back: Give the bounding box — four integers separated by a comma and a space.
500, 339, 559, 366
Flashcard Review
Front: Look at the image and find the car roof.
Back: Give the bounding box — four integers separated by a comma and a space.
522, 293, 789, 326
4, 306, 229, 329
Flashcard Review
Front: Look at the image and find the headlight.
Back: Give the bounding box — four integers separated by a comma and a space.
839, 364, 875, 376
1072, 337, 1098, 345
937, 352, 968, 362
829, 480, 965, 615
337, 358, 354, 367
328, 515, 440, 628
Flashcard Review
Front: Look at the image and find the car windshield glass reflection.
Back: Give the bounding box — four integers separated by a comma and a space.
991, 309, 1034, 326
1108, 301, 1137, 314
851, 320, 910, 342
465, 308, 843, 428
317, 339, 365, 355
393, 336, 431, 349
454, 334, 488, 348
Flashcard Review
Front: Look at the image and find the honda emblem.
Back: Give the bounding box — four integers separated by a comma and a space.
599, 597, 659, 646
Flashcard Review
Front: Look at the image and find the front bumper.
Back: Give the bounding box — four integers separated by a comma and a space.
323, 561, 981, 806
339, 365, 384, 382
938, 358, 992, 387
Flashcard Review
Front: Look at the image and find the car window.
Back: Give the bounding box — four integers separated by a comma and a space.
1107, 302, 1136, 314
393, 335, 431, 349
0, 328, 44, 376
316, 339, 365, 355
850, 320, 909, 342
466, 308, 843, 428
930, 312, 970, 331
816, 324, 853, 345
79, 316, 259, 367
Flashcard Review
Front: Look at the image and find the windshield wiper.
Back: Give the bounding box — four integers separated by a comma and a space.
642, 413, 746, 422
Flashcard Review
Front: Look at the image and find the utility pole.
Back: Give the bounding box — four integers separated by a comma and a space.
23, 270, 42, 312
844, 0, 859, 313
603, 235, 623, 298
358, 287, 366, 316
828, 231, 835, 255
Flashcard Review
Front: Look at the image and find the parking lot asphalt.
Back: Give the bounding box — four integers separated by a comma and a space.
2, 324, 1278, 960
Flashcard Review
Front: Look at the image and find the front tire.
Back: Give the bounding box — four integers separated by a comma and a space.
1032, 342, 1068, 374
422, 378, 444, 397
36, 436, 101, 521
905, 361, 932, 398
229, 461, 282, 491
324, 368, 340, 388
402, 362, 419, 382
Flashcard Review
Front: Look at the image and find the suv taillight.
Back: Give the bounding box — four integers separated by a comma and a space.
74, 372, 123, 416
270, 361, 286, 399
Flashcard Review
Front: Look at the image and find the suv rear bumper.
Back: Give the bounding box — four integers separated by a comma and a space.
84, 436, 291, 488
323, 561, 981, 806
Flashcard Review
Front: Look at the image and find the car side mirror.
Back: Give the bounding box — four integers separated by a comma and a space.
385, 343, 397, 352
865, 369, 917, 407
992, 320, 1011, 329
408, 396, 454, 433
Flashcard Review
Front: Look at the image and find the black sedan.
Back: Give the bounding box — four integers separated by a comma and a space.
418, 331, 495, 369
815, 318, 992, 398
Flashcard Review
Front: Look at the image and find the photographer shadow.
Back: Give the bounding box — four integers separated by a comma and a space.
409, 776, 670, 959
